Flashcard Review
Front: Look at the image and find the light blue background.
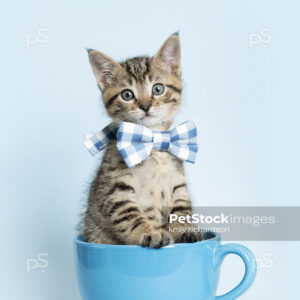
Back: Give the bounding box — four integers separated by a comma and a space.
1, 0, 299, 299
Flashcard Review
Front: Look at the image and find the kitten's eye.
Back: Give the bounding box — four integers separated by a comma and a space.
121, 89, 134, 101
152, 83, 165, 95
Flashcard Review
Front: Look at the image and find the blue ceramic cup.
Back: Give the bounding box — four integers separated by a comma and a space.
74, 233, 256, 300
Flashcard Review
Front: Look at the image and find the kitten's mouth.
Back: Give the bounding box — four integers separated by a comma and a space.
140, 113, 153, 120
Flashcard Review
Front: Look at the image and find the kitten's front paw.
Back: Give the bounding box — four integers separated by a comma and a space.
139, 230, 173, 248
176, 230, 202, 244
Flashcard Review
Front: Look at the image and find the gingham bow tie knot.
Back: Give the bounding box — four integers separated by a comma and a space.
84, 120, 198, 168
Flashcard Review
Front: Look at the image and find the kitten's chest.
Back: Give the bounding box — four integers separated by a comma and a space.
133, 152, 181, 207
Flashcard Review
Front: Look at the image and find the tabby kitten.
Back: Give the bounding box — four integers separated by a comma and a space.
82, 34, 202, 248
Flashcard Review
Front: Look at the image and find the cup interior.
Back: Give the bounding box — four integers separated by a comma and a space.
75, 231, 220, 249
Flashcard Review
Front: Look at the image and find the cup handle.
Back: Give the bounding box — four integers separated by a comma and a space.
213, 243, 257, 300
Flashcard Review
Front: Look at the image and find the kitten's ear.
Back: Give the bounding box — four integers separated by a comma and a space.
87, 49, 121, 90
153, 34, 181, 76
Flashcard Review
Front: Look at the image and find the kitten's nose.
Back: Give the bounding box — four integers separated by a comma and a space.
139, 103, 151, 113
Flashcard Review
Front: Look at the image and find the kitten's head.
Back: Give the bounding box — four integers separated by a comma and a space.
88, 34, 182, 129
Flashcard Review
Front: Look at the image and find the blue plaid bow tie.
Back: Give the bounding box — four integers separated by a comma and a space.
84, 120, 198, 168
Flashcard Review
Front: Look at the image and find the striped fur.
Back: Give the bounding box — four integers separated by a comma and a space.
82, 34, 202, 247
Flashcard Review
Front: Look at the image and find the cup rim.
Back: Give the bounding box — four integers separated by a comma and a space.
74, 231, 221, 249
